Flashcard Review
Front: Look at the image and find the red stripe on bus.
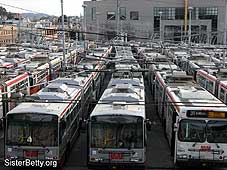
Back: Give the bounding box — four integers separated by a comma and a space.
220, 81, 227, 90
166, 89, 180, 113
6, 73, 29, 87
198, 70, 216, 82
156, 73, 166, 88
60, 90, 81, 118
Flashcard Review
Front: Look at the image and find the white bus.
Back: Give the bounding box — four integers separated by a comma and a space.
5, 71, 96, 167
162, 84, 227, 167
87, 78, 150, 169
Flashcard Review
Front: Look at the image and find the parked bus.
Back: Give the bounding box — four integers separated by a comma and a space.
156, 79, 227, 167
87, 78, 150, 170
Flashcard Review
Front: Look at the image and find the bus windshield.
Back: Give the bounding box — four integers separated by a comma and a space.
207, 120, 227, 143
178, 119, 206, 142
91, 115, 143, 149
6, 113, 58, 146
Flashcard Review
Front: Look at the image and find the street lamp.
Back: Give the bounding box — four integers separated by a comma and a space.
188, 7, 193, 47
61, 0, 66, 71
159, 11, 163, 43
82, 4, 87, 51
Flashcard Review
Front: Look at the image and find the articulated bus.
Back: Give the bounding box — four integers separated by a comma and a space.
156, 79, 227, 167
87, 77, 149, 170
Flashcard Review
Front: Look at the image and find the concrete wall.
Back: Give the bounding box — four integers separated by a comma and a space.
84, 0, 226, 43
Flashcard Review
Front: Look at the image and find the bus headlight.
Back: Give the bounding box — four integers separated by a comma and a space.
130, 158, 139, 162
177, 154, 188, 159
92, 150, 97, 155
95, 158, 103, 162
7, 148, 12, 152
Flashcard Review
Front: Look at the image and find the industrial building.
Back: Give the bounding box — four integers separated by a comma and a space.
83, 0, 227, 44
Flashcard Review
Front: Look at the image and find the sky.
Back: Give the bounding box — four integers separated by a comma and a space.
0, 0, 85, 16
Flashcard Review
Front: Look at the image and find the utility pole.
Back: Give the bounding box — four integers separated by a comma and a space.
30, 24, 33, 47
18, 14, 21, 44
82, 4, 87, 52
188, 7, 193, 47
11, 26, 14, 44
96, 12, 100, 42
224, 0, 227, 45
116, 0, 120, 38
61, 0, 66, 71
159, 11, 162, 43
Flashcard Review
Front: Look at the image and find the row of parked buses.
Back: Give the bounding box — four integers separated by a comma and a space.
4, 46, 112, 167
87, 46, 150, 170
0, 48, 86, 119
139, 44, 227, 167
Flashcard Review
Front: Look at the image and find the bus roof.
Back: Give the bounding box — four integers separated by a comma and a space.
166, 85, 227, 113
90, 78, 145, 118
6, 102, 68, 117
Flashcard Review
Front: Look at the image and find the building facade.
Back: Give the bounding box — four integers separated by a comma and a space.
84, 0, 227, 44
0, 25, 17, 47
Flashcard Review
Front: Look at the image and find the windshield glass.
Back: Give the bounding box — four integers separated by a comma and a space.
91, 115, 143, 149
6, 114, 58, 146
178, 119, 206, 142
207, 120, 227, 143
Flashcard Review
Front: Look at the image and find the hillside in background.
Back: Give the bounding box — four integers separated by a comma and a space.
0, 6, 15, 19
0, 6, 52, 21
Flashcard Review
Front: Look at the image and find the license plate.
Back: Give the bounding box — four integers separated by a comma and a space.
24, 150, 38, 158
110, 153, 123, 160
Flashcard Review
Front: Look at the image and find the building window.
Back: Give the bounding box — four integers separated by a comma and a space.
92, 7, 96, 21
130, 11, 139, 20
175, 7, 184, 20
107, 11, 116, 20
199, 7, 218, 32
154, 7, 175, 20
120, 7, 126, 20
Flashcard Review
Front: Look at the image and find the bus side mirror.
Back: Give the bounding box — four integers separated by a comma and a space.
174, 123, 178, 132
146, 119, 152, 131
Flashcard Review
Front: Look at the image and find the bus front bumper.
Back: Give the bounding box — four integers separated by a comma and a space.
176, 159, 227, 167
87, 162, 145, 170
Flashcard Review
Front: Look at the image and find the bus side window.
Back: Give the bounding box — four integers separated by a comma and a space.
59, 120, 66, 144
220, 87, 225, 102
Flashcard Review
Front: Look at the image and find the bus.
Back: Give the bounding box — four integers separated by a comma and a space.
4, 68, 99, 166
87, 77, 150, 169
156, 80, 227, 167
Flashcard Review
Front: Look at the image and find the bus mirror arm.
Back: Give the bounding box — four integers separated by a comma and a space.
80, 119, 89, 133
146, 119, 152, 131
174, 123, 178, 132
